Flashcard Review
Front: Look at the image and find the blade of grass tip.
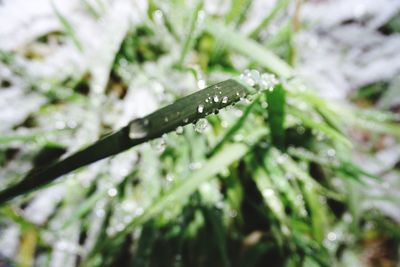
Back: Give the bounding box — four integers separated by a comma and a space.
267, 84, 286, 149
273, 148, 342, 200
177, 1, 203, 68
250, 0, 290, 38
108, 128, 267, 244
261, 150, 305, 218
205, 19, 293, 78
276, 157, 329, 243
51, 0, 84, 52
253, 165, 286, 223
209, 94, 261, 155
0, 79, 256, 203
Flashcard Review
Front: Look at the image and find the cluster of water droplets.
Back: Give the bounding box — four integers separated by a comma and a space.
239, 69, 279, 91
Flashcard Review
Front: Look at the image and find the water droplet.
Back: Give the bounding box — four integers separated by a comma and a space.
262, 188, 274, 197
129, 119, 148, 139
229, 209, 237, 218
213, 95, 220, 103
195, 118, 208, 133
222, 96, 228, 103
250, 69, 260, 82
197, 79, 206, 89
260, 73, 278, 90
153, 9, 163, 22
166, 174, 174, 182
343, 213, 353, 223
326, 149, 336, 157
183, 118, 189, 123
327, 232, 337, 241
108, 188, 118, 197
164, 117, 169, 122
175, 126, 184, 135
239, 69, 256, 86
261, 101, 268, 108
296, 126, 305, 135
197, 104, 204, 113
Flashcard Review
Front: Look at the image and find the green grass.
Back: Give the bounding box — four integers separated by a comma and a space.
0, 1, 399, 267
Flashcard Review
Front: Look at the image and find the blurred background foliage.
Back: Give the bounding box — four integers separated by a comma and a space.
0, 0, 400, 266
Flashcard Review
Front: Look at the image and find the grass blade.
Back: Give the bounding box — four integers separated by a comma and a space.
267, 84, 285, 149
0, 79, 255, 203
205, 19, 293, 78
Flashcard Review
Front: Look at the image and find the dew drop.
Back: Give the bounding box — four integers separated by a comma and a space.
166, 173, 174, 182
213, 95, 220, 103
327, 232, 337, 242
239, 69, 256, 86
189, 161, 202, 170
195, 118, 208, 133
260, 73, 278, 90
222, 96, 228, 103
197, 104, 204, 113
107, 188, 118, 197
250, 69, 260, 82
175, 126, 184, 135
129, 119, 148, 139
261, 101, 268, 108
197, 79, 206, 89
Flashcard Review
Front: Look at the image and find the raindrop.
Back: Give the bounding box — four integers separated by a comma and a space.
197, 104, 204, 113
263, 188, 274, 197
296, 126, 306, 135
260, 73, 278, 90
261, 101, 268, 108
129, 119, 148, 139
326, 149, 336, 157
175, 126, 184, 135
239, 69, 256, 87
153, 9, 164, 23
222, 96, 228, 104
249, 69, 260, 83
197, 79, 206, 89
327, 232, 337, 242
195, 118, 208, 133
229, 209, 238, 218
213, 95, 220, 103
166, 174, 174, 182
108, 188, 118, 197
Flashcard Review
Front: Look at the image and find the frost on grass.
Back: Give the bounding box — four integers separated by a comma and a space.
297, 0, 400, 100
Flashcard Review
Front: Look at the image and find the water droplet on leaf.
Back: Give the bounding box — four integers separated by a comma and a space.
195, 118, 208, 133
